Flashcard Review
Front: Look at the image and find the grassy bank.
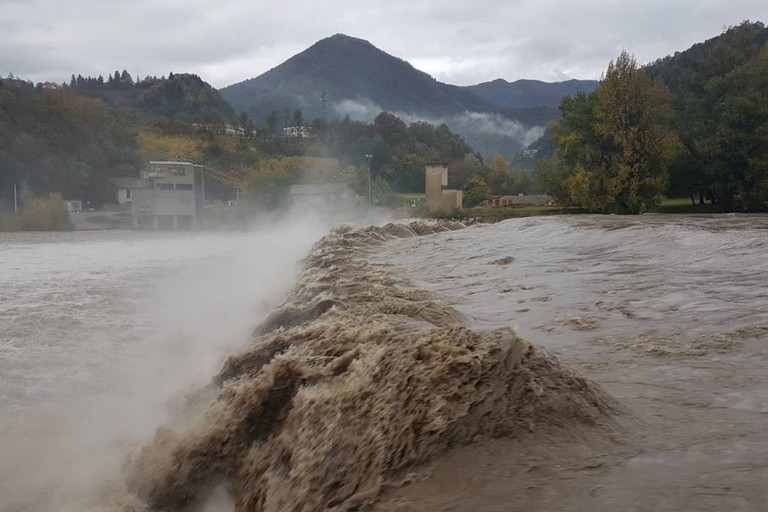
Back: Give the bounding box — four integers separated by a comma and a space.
648, 198, 722, 214
424, 198, 739, 222
0, 212, 20, 232
428, 205, 588, 222
0, 194, 73, 232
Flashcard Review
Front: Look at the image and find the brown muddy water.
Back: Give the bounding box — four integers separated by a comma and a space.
1, 215, 766, 512
0, 222, 328, 512
369, 214, 768, 512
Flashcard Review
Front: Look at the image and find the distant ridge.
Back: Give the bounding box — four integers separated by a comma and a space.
465, 78, 599, 110
219, 34, 602, 160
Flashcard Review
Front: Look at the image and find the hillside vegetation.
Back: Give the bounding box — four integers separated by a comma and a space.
219, 34, 596, 161
4, 23, 766, 219
535, 21, 768, 213
1, 72, 519, 215
67, 71, 235, 121
0, 72, 234, 210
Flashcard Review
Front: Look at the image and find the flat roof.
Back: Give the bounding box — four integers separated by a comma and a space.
148, 160, 195, 166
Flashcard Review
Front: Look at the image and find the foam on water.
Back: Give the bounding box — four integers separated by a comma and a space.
121, 222, 617, 511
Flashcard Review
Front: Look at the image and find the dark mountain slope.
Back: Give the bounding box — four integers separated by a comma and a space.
220, 34, 494, 121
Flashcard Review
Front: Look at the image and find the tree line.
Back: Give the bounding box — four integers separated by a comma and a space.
1, 70, 522, 212
536, 21, 768, 213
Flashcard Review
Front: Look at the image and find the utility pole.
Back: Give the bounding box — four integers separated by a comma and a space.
365, 154, 372, 206
13, 183, 18, 214
320, 89, 329, 120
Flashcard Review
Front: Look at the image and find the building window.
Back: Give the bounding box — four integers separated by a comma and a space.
125, 189, 131, 200
175, 184, 193, 190
157, 183, 174, 190
171, 166, 186, 176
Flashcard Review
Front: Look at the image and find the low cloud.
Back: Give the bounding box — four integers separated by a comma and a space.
332, 98, 383, 121
332, 99, 545, 157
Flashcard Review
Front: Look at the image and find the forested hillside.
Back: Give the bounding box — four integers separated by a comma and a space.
646, 21, 768, 208
0, 72, 237, 210
219, 34, 592, 162
466, 78, 599, 110
67, 71, 235, 121
0, 73, 503, 212
0, 78, 141, 208
5, 22, 765, 217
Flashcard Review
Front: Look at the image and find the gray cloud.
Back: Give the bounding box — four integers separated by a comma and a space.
0, 0, 764, 88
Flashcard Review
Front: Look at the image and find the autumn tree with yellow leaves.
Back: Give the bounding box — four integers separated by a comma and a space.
549, 51, 681, 213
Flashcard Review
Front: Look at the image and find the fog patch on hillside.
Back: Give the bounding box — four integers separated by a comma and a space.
332, 98, 544, 159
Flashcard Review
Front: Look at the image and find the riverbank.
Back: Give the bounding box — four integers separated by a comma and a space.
431, 198, 753, 223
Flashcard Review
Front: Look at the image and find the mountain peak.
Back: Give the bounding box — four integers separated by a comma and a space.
220, 34, 492, 120
324, 33, 369, 43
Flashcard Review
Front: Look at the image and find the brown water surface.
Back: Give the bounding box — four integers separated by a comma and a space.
370, 214, 768, 512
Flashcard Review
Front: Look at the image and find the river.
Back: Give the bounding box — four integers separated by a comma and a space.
370, 214, 768, 512
1, 214, 767, 511
0, 221, 328, 512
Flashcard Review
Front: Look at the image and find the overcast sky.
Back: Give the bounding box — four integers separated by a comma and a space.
1, 0, 765, 88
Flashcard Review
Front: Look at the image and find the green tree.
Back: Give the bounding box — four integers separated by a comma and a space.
239, 111, 254, 138
508, 168, 531, 195
647, 21, 768, 209
488, 153, 510, 194
553, 51, 680, 213
534, 157, 571, 204
462, 175, 491, 207
265, 110, 278, 134
293, 109, 303, 127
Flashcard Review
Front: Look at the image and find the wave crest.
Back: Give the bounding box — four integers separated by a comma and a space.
124, 221, 617, 511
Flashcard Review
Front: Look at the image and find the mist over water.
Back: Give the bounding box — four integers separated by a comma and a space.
0, 219, 330, 512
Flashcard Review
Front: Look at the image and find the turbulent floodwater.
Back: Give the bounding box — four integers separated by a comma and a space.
1, 214, 767, 512
0, 222, 328, 512
370, 214, 768, 512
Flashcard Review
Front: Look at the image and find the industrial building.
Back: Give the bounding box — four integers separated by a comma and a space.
425, 163, 462, 213
131, 161, 204, 230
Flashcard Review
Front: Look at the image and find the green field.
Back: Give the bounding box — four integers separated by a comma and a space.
648, 198, 720, 214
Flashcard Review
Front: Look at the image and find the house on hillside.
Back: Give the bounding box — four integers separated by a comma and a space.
487, 194, 553, 207
289, 183, 360, 210
108, 177, 141, 206
283, 126, 311, 138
